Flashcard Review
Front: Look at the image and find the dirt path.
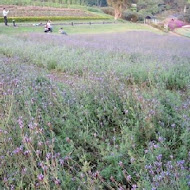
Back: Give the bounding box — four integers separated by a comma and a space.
47, 71, 86, 87
168, 31, 182, 37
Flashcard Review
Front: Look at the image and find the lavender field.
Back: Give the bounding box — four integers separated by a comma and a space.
0, 30, 190, 190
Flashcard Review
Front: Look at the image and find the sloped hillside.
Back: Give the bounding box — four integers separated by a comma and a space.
0, 5, 96, 17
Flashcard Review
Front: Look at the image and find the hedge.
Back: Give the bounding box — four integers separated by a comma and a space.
0, 16, 110, 23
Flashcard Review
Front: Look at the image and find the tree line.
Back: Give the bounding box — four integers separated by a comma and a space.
107, 0, 189, 20
39, 0, 189, 20
1, 0, 189, 20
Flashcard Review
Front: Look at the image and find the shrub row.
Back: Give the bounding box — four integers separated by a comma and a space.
101, 8, 145, 22
122, 10, 145, 22
101, 7, 115, 16
0, 16, 110, 23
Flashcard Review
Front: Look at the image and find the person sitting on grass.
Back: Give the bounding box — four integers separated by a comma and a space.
58, 28, 67, 35
44, 20, 52, 33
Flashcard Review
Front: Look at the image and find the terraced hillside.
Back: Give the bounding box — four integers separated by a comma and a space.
0, 5, 95, 17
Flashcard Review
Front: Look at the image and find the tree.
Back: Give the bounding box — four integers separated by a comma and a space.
107, 0, 133, 20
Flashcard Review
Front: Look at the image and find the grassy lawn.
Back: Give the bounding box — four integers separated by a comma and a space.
0, 22, 162, 35
175, 28, 190, 38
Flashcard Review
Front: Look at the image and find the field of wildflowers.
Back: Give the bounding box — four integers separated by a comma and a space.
0, 29, 189, 190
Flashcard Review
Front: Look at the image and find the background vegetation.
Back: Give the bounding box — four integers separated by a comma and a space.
1, 0, 190, 23
0, 0, 107, 7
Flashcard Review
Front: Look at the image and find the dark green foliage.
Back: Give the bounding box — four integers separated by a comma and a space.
0, 16, 110, 23
101, 6, 115, 16
122, 10, 144, 21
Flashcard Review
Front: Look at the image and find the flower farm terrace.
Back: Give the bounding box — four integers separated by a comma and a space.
0, 5, 96, 17
0, 21, 190, 190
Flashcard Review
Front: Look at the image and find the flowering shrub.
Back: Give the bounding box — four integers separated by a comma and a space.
168, 19, 185, 30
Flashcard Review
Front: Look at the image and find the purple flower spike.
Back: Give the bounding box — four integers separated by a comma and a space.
127, 175, 131, 181
37, 174, 44, 181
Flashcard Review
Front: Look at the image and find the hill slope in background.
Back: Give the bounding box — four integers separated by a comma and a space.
0, 0, 107, 7
0, 5, 95, 17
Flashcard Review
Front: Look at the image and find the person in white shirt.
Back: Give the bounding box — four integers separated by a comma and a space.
44, 20, 52, 33
3, 8, 9, 26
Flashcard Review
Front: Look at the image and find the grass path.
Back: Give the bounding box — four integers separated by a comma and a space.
0, 22, 163, 35
48, 70, 86, 86
174, 28, 190, 38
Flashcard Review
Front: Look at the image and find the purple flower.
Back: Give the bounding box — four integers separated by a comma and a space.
166, 161, 173, 170
132, 184, 137, 190
145, 149, 149, 153
55, 152, 61, 158
177, 160, 185, 165
145, 164, 152, 170
54, 179, 61, 185
153, 144, 159, 149
158, 136, 164, 142
36, 150, 41, 156
59, 159, 64, 166
119, 161, 123, 167
24, 150, 30, 156
156, 154, 162, 161
46, 153, 51, 160
13, 147, 21, 154
35, 183, 40, 188
66, 137, 70, 143
93, 171, 100, 178
22, 135, 31, 144
37, 141, 43, 147
64, 156, 70, 161
154, 161, 162, 168
28, 123, 34, 130
18, 117, 24, 129
131, 157, 135, 163
127, 175, 131, 181
22, 168, 27, 174
177, 160, 185, 170
37, 174, 44, 181
42, 165, 48, 172
3, 177, 8, 183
